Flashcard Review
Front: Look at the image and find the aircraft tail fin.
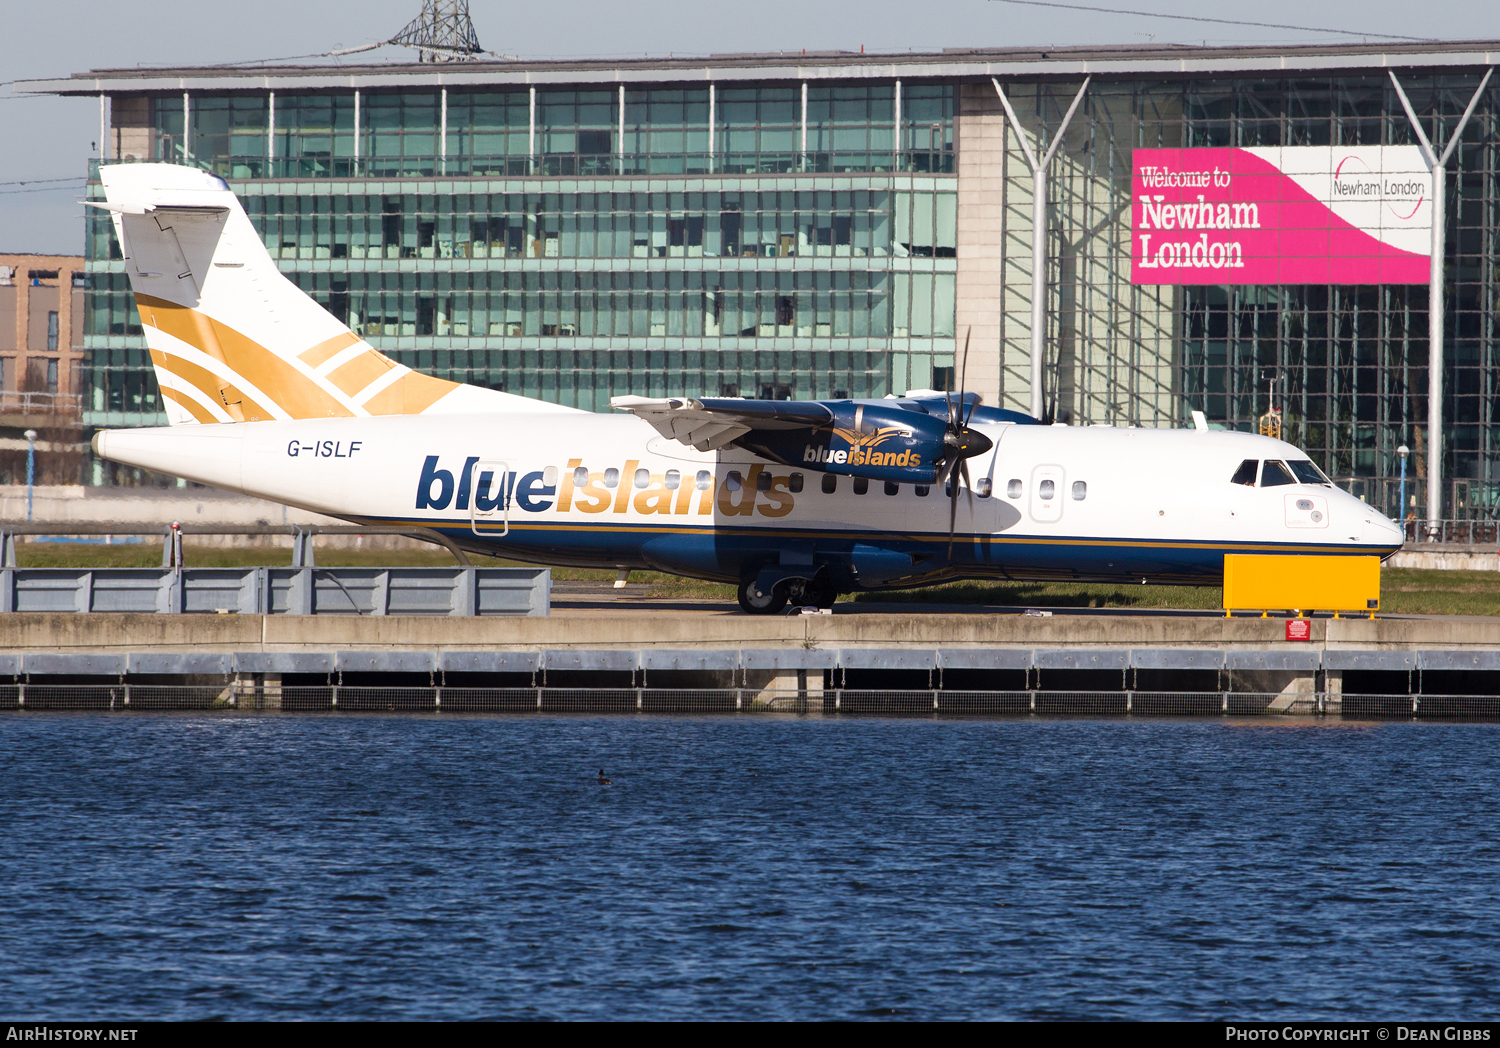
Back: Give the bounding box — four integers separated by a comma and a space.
98, 163, 574, 425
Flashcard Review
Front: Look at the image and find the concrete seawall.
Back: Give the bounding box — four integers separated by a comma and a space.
8, 608, 1500, 655
4, 609, 1500, 655
3, 610, 1498, 716
1385, 545, 1499, 571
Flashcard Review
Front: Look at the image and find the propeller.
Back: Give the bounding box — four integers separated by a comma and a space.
940, 328, 992, 559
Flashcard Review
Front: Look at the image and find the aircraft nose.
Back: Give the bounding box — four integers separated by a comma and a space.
1361, 510, 1403, 546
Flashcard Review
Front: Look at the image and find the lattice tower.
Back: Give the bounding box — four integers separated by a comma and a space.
390, 0, 484, 63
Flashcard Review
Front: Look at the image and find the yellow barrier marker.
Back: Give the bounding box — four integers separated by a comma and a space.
1223, 554, 1380, 618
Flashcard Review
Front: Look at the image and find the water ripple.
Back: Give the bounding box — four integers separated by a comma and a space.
2, 716, 1499, 1020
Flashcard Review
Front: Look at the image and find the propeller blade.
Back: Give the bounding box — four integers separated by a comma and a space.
983, 438, 1000, 496
958, 326, 973, 428
960, 459, 974, 511
936, 455, 956, 489
947, 459, 960, 558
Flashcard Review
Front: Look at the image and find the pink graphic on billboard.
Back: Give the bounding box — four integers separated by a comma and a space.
1130, 147, 1431, 285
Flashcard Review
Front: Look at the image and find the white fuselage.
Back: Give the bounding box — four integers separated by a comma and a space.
97, 412, 1404, 589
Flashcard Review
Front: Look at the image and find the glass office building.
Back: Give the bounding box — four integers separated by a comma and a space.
24, 41, 1500, 518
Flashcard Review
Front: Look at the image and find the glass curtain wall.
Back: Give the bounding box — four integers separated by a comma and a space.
996, 80, 1181, 429
1175, 75, 1500, 521
992, 74, 1497, 521
273, 94, 357, 177
445, 91, 531, 175
146, 84, 955, 177
234, 187, 949, 260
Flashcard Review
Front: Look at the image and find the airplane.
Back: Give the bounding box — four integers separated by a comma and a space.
89, 164, 1406, 614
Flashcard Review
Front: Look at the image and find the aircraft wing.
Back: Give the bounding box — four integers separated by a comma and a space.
611, 396, 835, 452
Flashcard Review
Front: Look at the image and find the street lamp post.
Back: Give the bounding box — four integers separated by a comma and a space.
1397, 444, 1410, 541
24, 428, 38, 523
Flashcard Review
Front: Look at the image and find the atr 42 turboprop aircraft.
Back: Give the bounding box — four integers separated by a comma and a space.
91, 164, 1404, 613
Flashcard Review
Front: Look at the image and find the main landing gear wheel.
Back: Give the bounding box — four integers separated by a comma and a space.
738, 576, 788, 615
792, 573, 837, 610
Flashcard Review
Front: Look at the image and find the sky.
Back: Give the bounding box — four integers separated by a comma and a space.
1, 0, 1494, 255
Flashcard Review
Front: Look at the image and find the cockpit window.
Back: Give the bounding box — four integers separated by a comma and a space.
1230, 459, 1258, 486
1261, 460, 1296, 487
1287, 460, 1331, 485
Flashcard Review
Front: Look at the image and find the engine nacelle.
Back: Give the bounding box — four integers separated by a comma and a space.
733, 401, 954, 484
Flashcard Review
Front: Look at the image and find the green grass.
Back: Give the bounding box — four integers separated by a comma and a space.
1378, 569, 1500, 617
854, 569, 1500, 616
13, 543, 1500, 615
852, 579, 1225, 610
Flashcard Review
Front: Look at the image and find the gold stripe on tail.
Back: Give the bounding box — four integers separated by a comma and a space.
134, 294, 462, 420
363, 371, 460, 415
158, 386, 221, 424
298, 331, 363, 368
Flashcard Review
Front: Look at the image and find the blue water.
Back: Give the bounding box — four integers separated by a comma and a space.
2, 715, 1498, 1021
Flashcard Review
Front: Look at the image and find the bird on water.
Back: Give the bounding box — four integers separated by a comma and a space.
598, 770, 612, 785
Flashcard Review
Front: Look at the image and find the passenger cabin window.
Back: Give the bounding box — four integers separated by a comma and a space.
1071, 481, 1087, 501
664, 470, 680, 490
884, 481, 900, 496
1007, 479, 1022, 499
604, 468, 620, 488
573, 466, 589, 487
1230, 459, 1258, 486
976, 478, 992, 498
914, 485, 930, 497
634, 468, 650, 489
821, 474, 837, 494
756, 471, 773, 492
1287, 460, 1331, 485
789, 473, 804, 493
1261, 460, 1296, 487
1039, 479, 1055, 500
725, 471, 742, 491
695, 470, 712, 490
853, 477, 869, 495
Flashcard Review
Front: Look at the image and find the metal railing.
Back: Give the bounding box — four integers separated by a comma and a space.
1402, 519, 1500, 544
0, 565, 550, 616
90, 150, 956, 182
5, 687, 1499, 719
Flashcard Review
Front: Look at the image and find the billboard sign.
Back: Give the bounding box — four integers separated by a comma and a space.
1130, 146, 1430, 285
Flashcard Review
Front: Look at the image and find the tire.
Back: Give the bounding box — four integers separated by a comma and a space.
737, 575, 788, 615
804, 573, 838, 610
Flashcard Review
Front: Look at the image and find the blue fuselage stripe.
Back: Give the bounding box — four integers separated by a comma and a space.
355, 515, 1399, 587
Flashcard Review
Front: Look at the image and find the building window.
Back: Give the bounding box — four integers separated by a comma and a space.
361, 92, 439, 176
622, 88, 711, 175
445, 92, 531, 176
47, 311, 58, 352
275, 93, 357, 178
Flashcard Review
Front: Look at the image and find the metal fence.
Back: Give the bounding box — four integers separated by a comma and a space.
0, 566, 550, 616
1403, 519, 1500, 545
4, 686, 1499, 719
